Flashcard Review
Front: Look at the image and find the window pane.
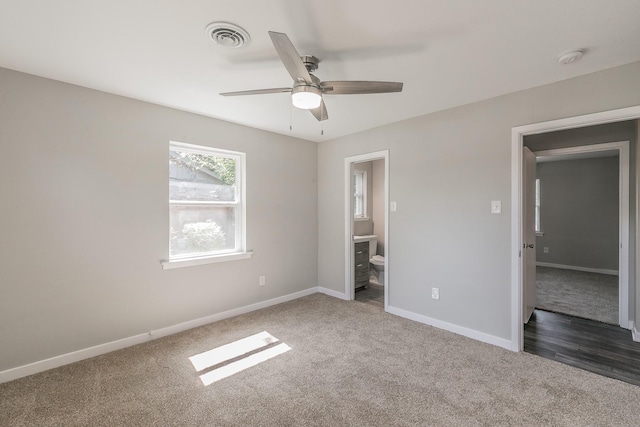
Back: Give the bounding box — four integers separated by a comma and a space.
354, 171, 364, 217
355, 195, 363, 216
170, 205, 236, 257
170, 151, 236, 202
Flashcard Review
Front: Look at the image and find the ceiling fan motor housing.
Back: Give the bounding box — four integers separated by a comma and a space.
300, 55, 319, 73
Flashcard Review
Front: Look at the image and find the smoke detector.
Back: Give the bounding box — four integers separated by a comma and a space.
205, 22, 251, 48
558, 50, 585, 65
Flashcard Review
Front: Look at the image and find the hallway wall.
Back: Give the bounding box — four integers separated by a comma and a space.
536, 156, 619, 271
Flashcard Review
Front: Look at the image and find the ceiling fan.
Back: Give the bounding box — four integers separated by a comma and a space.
220, 31, 404, 121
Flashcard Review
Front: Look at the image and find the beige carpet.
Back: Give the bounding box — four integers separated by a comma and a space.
2, 293, 639, 426
536, 266, 618, 324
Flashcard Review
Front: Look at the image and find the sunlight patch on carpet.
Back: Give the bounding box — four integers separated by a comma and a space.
189, 331, 290, 385
198, 343, 291, 385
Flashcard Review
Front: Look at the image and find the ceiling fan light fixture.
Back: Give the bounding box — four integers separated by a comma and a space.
291, 85, 322, 109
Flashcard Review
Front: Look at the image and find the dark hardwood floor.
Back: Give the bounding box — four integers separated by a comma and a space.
355, 283, 384, 307
524, 309, 640, 387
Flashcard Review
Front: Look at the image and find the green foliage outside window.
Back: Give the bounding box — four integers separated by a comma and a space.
180, 153, 236, 185
181, 221, 227, 253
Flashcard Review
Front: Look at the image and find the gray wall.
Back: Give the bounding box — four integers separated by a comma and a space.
372, 159, 385, 256
0, 67, 318, 372
318, 60, 640, 341
536, 157, 619, 271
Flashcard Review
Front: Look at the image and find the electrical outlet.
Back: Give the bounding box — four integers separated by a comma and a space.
259, 276, 266, 286
543, 247, 549, 254
431, 287, 440, 300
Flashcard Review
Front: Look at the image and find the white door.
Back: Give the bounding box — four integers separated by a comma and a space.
523, 147, 537, 323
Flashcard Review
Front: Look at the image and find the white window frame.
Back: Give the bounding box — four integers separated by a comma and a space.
354, 169, 368, 220
162, 141, 251, 269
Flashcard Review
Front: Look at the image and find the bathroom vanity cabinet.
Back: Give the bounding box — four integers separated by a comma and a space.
354, 241, 370, 290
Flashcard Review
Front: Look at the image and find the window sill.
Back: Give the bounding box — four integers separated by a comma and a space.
161, 251, 253, 270
535, 231, 545, 237
354, 217, 370, 222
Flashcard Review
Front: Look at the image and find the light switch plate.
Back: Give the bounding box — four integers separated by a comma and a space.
390, 201, 397, 212
491, 200, 501, 214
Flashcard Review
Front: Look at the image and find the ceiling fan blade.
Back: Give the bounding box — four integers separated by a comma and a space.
220, 88, 292, 96
309, 99, 328, 121
268, 31, 312, 84
321, 81, 403, 95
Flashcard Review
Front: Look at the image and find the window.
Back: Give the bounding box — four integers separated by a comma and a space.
535, 178, 541, 233
354, 170, 367, 219
166, 141, 247, 266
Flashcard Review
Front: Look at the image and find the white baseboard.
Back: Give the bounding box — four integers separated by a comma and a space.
386, 305, 512, 351
631, 321, 639, 343
0, 287, 318, 384
147, 287, 317, 339
536, 262, 618, 276
317, 287, 348, 300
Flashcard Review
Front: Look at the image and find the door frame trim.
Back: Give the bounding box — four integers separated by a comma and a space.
511, 105, 640, 351
344, 150, 389, 309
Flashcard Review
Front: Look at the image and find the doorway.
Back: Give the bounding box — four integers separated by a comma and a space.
344, 150, 389, 310
532, 144, 625, 325
511, 106, 640, 351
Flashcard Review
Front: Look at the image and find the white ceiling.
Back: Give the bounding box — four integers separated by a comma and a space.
1, 0, 640, 142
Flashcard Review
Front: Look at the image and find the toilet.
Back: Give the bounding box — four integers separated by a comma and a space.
368, 238, 385, 285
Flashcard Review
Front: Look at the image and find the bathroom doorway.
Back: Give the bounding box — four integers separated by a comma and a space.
344, 150, 389, 310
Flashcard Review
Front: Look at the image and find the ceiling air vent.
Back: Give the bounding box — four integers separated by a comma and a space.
205, 22, 251, 48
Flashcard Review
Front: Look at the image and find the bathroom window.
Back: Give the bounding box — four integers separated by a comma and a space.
354, 170, 367, 219
164, 141, 249, 268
